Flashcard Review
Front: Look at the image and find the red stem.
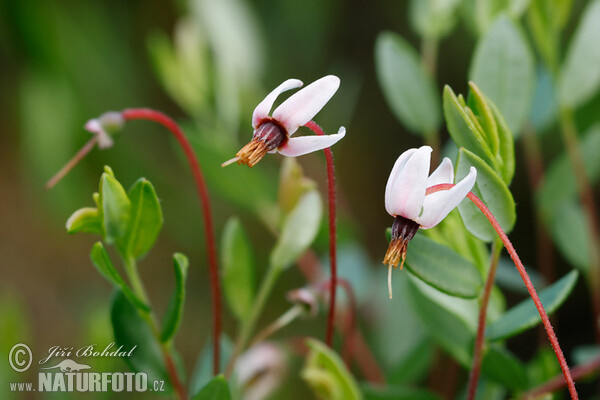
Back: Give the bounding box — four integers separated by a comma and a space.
164, 351, 188, 400
122, 108, 221, 375
426, 184, 578, 399
305, 120, 338, 347
522, 355, 600, 399
466, 241, 501, 400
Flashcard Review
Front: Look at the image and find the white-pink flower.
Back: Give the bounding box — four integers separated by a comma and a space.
227, 75, 346, 167
84, 112, 125, 150
383, 146, 477, 298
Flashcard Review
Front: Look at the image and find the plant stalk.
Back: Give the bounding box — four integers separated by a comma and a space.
121, 108, 222, 374
426, 184, 579, 399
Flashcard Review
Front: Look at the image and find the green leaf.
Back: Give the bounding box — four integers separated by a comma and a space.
161, 253, 189, 343
408, 0, 461, 39
89, 242, 150, 313
99, 171, 131, 245
466, 82, 499, 156
110, 291, 172, 392
486, 271, 579, 341
443, 86, 497, 169
481, 346, 529, 389
406, 275, 476, 366
190, 336, 233, 397
66, 207, 102, 235
487, 100, 515, 184
559, 0, 600, 108
456, 148, 516, 242
192, 375, 231, 400
469, 15, 535, 133
527, 0, 573, 72
362, 384, 441, 400
550, 201, 590, 273
301, 339, 362, 400
221, 218, 255, 321
123, 178, 163, 259
375, 32, 441, 136
405, 234, 482, 299
270, 190, 322, 270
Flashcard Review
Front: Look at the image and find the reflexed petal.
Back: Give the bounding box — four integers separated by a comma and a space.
417, 166, 477, 229
252, 79, 303, 129
85, 119, 113, 149
272, 75, 340, 135
384, 146, 431, 219
277, 127, 345, 157
426, 157, 454, 186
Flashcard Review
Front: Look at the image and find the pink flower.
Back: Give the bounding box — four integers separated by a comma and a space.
228, 75, 346, 167
84, 112, 125, 149
383, 146, 477, 297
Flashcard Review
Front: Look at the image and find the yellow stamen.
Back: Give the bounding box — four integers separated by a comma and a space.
235, 138, 269, 167
383, 238, 408, 270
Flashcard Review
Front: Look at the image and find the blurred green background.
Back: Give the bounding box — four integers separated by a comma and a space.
1, 0, 599, 398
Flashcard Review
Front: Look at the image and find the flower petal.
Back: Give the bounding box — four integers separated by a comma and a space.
272, 75, 340, 135
417, 166, 477, 229
384, 146, 432, 219
426, 157, 454, 186
252, 79, 303, 129
277, 127, 345, 157
85, 119, 113, 149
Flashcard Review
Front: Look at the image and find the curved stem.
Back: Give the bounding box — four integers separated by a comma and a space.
466, 239, 502, 400
305, 120, 338, 348
426, 184, 579, 400
121, 108, 221, 375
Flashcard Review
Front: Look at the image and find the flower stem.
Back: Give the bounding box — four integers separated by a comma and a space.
521, 355, 600, 399
225, 263, 283, 378
305, 120, 338, 348
466, 239, 502, 400
248, 304, 304, 347
121, 108, 222, 375
559, 107, 600, 342
45, 136, 98, 190
426, 184, 579, 399
123, 257, 188, 400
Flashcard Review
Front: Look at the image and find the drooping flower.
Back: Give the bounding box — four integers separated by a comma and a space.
224, 75, 346, 167
235, 342, 286, 400
84, 111, 125, 149
383, 146, 477, 298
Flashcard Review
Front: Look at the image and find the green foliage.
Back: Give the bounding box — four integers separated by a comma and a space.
558, 0, 600, 108
161, 253, 189, 343
486, 271, 579, 341
270, 190, 322, 270
221, 218, 256, 321
192, 375, 232, 400
301, 339, 362, 400
375, 32, 441, 136
111, 291, 172, 392
99, 170, 131, 245
469, 15, 535, 133
527, 0, 573, 70
408, 0, 460, 39
66, 206, 102, 235
362, 384, 441, 400
481, 346, 529, 389
190, 337, 233, 397
404, 234, 483, 298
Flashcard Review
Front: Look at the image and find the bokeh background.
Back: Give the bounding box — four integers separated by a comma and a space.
1, 0, 599, 398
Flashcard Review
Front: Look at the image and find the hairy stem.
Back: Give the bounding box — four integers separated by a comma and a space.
426, 184, 578, 399
121, 108, 222, 374
559, 108, 600, 342
466, 239, 502, 400
305, 121, 338, 347
123, 257, 188, 400
521, 355, 600, 399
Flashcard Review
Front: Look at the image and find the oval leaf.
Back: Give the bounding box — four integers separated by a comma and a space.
161, 253, 189, 343
221, 218, 256, 321
110, 291, 172, 392
469, 15, 535, 133
302, 339, 361, 400
375, 32, 441, 136
192, 375, 231, 400
190, 336, 233, 397
481, 346, 529, 389
270, 190, 322, 270
456, 148, 516, 241
559, 0, 600, 108
124, 178, 164, 259
66, 207, 102, 235
99, 172, 131, 245
405, 234, 482, 299
486, 271, 579, 341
